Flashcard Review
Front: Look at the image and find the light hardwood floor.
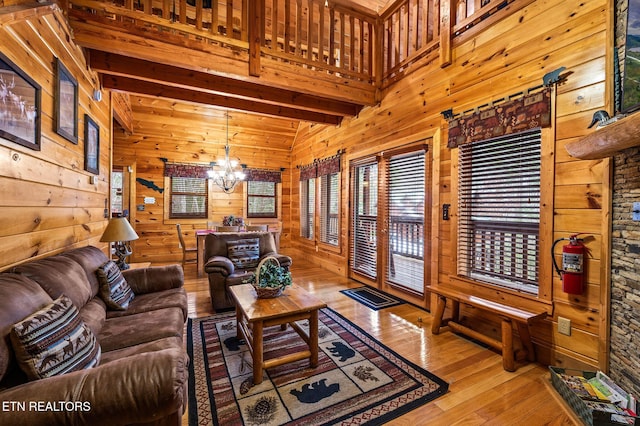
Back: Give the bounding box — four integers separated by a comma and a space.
181, 258, 580, 425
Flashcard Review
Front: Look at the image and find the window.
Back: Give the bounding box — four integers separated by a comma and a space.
319, 172, 339, 245
170, 176, 208, 219
247, 181, 277, 218
458, 129, 541, 294
111, 168, 123, 216
300, 178, 315, 239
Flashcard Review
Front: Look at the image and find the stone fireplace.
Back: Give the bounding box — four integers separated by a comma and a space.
610, 146, 640, 398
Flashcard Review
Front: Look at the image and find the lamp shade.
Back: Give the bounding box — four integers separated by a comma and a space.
100, 217, 139, 242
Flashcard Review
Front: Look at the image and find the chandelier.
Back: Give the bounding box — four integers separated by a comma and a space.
208, 112, 245, 193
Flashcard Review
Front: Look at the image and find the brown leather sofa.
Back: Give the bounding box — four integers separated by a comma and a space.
0, 246, 188, 426
203, 231, 292, 311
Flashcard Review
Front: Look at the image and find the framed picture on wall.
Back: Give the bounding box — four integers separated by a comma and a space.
0, 52, 41, 151
84, 114, 99, 175
55, 58, 78, 144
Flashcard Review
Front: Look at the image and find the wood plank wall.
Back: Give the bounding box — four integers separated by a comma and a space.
290, 0, 611, 370
112, 97, 295, 264
0, 6, 111, 270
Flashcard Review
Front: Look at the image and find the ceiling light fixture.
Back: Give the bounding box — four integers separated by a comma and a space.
208, 112, 245, 193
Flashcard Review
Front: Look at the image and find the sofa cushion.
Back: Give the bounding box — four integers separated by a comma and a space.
10, 295, 101, 381
106, 287, 188, 321
61, 246, 110, 297
227, 238, 260, 269
11, 256, 94, 310
96, 261, 135, 310
99, 307, 185, 352
0, 274, 54, 385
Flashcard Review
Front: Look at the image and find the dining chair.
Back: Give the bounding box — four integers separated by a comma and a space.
176, 224, 197, 267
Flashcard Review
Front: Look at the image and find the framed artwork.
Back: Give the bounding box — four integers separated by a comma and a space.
55, 58, 78, 144
84, 114, 99, 175
622, 0, 640, 113
0, 52, 41, 150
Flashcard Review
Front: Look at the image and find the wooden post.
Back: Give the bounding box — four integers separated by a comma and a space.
439, 0, 452, 68
248, 0, 263, 77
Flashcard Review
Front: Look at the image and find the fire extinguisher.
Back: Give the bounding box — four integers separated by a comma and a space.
551, 234, 586, 294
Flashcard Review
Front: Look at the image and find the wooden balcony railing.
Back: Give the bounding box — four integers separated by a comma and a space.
67, 0, 526, 89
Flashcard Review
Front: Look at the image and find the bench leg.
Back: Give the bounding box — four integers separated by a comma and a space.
501, 319, 515, 372
517, 322, 536, 362
431, 295, 447, 334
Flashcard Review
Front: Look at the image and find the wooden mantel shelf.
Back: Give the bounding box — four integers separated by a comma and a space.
565, 112, 640, 159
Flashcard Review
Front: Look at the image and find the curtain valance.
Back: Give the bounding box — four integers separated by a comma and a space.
298, 151, 342, 181
244, 169, 282, 183
164, 163, 210, 179
317, 154, 341, 176
447, 87, 551, 148
299, 163, 317, 181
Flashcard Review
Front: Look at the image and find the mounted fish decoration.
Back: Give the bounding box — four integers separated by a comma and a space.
136, 178, 164, 193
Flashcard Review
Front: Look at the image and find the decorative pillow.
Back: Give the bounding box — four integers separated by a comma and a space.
96, 260, 135, 310
227, 238, 260, 270
10, 295, 101, 381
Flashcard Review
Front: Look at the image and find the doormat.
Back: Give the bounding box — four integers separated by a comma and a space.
340, 286, 405, 310
187, 308, 448, 425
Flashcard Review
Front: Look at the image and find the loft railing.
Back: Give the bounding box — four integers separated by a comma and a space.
67, 0, 526, 88
380, 0, 440, 81
260, 0, 376, 82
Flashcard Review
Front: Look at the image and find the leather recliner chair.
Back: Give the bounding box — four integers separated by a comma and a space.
203, 231, 292, 311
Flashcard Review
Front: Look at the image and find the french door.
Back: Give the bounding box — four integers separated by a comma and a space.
349, 145, 430, 298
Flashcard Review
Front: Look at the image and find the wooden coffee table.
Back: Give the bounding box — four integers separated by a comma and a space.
228, 283, 327, 385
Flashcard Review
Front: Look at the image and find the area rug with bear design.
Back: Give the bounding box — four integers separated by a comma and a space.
187, 307, 448, 425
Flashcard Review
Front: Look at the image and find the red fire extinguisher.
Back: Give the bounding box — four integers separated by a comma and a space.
551, 234, 586, 294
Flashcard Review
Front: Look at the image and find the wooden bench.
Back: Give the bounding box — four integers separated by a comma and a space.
427, 285, 547, 372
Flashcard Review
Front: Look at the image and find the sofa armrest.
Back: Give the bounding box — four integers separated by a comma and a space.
204, 256, 234, 276
261, 253, 292, 269
122, 265, 184, 295
0, 348, 188, 426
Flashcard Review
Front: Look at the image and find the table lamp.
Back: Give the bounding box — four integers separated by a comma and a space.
100, 217, 139, 270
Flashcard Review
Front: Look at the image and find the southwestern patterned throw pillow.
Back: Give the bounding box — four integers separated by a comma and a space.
10, 295, 101, 381
227, 238, 260, 270
96, 260, 135, 310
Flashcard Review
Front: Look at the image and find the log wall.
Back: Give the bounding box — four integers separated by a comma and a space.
0, 5, 111, 270
291, 0, 612, 370
112, 98, 295, 264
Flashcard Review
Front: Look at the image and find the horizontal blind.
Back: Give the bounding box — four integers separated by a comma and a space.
386, 150, 425, 294
320, 173, 339, 245
300, 179, 315, 239
458, 128, 541, 293
350, 160, 378, 280
170, 177, 207, 218
247, 181, 276, 218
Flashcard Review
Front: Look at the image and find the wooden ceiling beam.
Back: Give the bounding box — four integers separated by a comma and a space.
101, 75, 343, 125
87, 50, 361, 118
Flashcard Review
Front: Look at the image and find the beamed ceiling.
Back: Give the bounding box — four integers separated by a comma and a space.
69, 0, 396, 130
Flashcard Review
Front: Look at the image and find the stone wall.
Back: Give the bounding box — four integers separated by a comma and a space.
610, 146, 640, 397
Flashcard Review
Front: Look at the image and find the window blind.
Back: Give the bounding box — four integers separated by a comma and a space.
458, 128, 541, 293
170, 177, 207, 218
247, 181, 277, 218
386, 150, 425, 295
319, 173, 339, 245
350, 160, 378, 280
300, 178, 315, 239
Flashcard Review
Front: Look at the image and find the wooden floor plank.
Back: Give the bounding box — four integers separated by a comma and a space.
179, 259, 581, 425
